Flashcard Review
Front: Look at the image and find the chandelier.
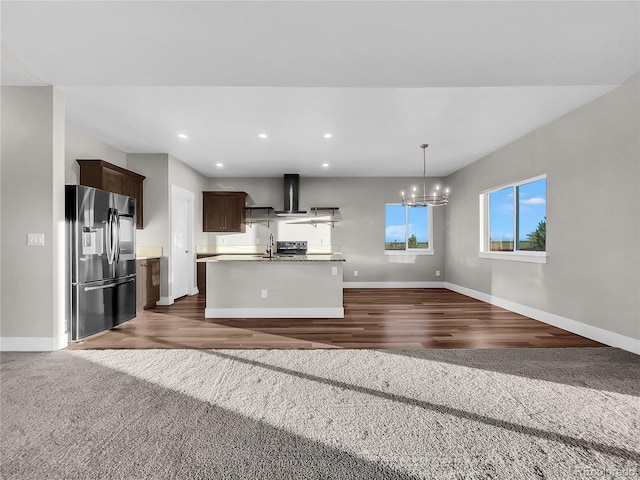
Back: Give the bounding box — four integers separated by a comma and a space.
401, 144, 449, 207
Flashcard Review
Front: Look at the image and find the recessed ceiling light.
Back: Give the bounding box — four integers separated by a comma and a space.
322, 163, 329, 168
258, 133, 268, 139
215, 163, 224, 168
177, 133, 189, 140
323, 133, 333, 139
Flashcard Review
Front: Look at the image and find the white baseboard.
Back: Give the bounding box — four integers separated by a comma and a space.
444, 282, 640, 355
205, 307, 344, 319
190, 287, 199, 295
344, 281, 445, 289
156, 296, 174, 306
0, 335, 68, 352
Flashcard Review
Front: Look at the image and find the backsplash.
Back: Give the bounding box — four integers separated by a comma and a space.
209, 215, 333, 247
136, 246, 163, 258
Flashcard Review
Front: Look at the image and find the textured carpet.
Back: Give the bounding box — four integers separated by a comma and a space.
1, 347, 639, 479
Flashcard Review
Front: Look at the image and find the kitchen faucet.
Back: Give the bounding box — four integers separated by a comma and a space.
266, 233, 274, 258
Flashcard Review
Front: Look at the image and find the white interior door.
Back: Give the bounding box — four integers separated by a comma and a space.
171, 185, 194, 300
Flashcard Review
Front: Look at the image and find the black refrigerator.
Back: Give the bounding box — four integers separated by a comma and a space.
66, 185, 137, 341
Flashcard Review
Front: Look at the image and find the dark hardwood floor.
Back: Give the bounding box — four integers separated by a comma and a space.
66, 289, 604, 350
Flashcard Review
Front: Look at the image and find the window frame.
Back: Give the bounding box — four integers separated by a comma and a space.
384, 203, 434, 256
479, 174, 547, 264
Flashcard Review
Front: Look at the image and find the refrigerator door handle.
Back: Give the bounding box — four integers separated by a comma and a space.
105, 209, 113, 264
84, 277, 135, 292
108, 208, 117, 265
115, 209, 121, 264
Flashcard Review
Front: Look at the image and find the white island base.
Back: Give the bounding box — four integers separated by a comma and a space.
203, 256, 344, 318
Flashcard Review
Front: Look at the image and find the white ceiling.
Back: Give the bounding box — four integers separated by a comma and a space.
2, 1, 638, 177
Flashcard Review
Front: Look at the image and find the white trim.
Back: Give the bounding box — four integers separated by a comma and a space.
344, 281, 445, 289
170, 184, 196, 300
190, 287, 199, 295
444, 282, 640, 355
0, 335, 67, 351
479, 193, 487, 252
480, 174, 547, 260
384, 250, 434, 256
478, 251, 548, 264
205, 307, 344, 318
156, 296, 174, 306
385, 203, 433, 253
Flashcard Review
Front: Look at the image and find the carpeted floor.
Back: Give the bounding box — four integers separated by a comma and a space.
1, 347, 639, 479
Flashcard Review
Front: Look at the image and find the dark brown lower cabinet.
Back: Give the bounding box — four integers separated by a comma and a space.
136, 258, 161, 311
196, 255, 214, 294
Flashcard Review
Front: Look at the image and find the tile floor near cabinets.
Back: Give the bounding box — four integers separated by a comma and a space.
66, 289, 603, 350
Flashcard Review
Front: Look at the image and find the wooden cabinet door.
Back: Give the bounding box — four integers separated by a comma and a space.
102, 168, 124, 194
224, 196, 245, 231
137, 259, 160, 309
136, 261, 147, 312
203, 194, 227, 231
202, 192, 247, 232
77, 160, 146, 230
146, 259, 160, 307
196, 255, 211, 293
122, 174, 144, 229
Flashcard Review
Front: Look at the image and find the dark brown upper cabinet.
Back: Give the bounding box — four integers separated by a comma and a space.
202, 191, 247, 233
77, 159, 146, 229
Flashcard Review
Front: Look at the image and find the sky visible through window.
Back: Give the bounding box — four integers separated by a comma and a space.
408, 206, 429, 246
385, 205, 406, 244
385, 204, 429, 250
489, 178, 546, 244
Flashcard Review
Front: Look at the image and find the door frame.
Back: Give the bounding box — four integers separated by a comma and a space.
170, 184, 196, 301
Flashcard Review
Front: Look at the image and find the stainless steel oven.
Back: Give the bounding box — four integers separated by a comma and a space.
275, 241, 307, 256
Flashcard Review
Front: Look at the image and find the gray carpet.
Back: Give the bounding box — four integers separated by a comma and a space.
1, 347, 639, 479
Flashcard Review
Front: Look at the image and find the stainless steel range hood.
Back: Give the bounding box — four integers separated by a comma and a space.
274, 174, 307, 216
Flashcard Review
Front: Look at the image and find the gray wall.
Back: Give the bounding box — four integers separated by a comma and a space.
208, 176, 446, 284
444, 74, 640, 341
168, 154, 209, 248
65, 125, 127, 184
1, 86, 66, 347
128, 153, 209, 299
127, 154, 171, 297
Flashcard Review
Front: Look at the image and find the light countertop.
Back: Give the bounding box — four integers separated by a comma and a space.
196, 245, 340, 255
197, 254, 345, 263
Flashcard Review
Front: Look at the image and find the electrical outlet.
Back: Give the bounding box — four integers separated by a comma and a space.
354, 270, 359, 277
331, 266, 338, 276
436, 270, 441, 277
261, 289, 268, 298
256, 238, 261, 245
27, 233, 45, 246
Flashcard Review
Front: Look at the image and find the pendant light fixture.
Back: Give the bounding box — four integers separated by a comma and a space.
401, 144, 449, 207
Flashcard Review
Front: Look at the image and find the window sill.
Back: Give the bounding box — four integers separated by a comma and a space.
479, 251, 547, 264
385, 250, 435, 256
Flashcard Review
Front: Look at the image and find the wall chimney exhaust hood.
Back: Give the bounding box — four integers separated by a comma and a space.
274, 174, 308, 216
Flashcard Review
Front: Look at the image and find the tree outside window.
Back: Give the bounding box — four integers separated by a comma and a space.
485, 176, 546, 253
385, 204, 431, 252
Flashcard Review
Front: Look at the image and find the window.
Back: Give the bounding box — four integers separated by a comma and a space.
385, 204, 433, 254
480, 175, 547, 263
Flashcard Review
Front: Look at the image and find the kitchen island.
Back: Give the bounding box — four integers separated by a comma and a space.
197, 254, 345, 318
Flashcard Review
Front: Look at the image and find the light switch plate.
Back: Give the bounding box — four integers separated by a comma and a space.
27, 233, 45, 246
